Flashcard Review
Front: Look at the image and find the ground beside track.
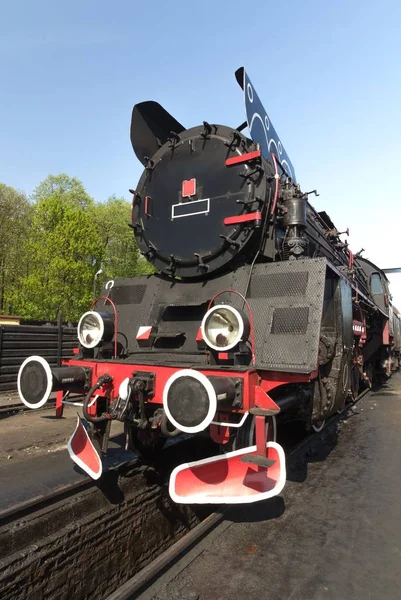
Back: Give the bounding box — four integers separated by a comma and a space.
0, 434, 217, 600
137, 373, 401, 600
0, 402, 131, 511
0, 401, 97, 462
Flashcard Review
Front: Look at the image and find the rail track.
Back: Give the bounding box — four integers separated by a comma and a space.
0, 455, 139, 526
0, 387, 371, 599
0, 434, 201, 526
0, 399, 56, 418
0, 392, 86, 418
105, 387, 371, 600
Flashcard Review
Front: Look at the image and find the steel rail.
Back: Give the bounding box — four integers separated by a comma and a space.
0, 393, 85, 417
0, 400, 56, 417
0, 435, 210, 525
106, 387, 372, 600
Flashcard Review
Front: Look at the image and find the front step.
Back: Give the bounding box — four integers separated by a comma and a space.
249, 407, 278, 416
169, 442, 286, 504
240, 453, 276, 468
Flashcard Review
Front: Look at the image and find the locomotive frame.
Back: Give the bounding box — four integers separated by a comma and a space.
18, 67, 401, 504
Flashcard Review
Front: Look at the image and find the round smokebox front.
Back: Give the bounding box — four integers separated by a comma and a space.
163, 370, 217, 434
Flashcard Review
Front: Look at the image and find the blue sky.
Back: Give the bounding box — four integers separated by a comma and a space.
1, 0, 401, 302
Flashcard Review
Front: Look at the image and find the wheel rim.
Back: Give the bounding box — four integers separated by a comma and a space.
351, 366, 360, 399
248, 414, 277, 445
127, 424, 166, 457
312, 419, 325, 433
233, 414, 277, 450
364, 363, 373, 388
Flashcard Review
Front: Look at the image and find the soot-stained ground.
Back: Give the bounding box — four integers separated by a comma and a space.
138, 373, 401, 600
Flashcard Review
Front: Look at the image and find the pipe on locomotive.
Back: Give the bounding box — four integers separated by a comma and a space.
18, 307, 116, 409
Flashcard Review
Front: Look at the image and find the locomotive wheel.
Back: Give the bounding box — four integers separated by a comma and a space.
90, 425, 103, 457
350, 366, 360, 399
89, 397, 109, 456
232, 414, 276, 450
127, 425, 166, 460
363, 363, 373, 388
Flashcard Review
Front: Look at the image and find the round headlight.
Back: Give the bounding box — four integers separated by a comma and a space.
201, 305, 249, 351
77, 311, 114, 349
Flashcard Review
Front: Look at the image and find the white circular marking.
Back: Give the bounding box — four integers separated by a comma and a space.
247, 83, 254, 103
249, 112, 294, 181
264, 115, 270, 130
268, 138, 280, 157
278, 140, 282, 155
249, 112, 272, 158
249, 112, 265, 137
17, 355, 53, 409
201, 304, 245, 351
280, 159, 293, 180
163, 369, 217, 434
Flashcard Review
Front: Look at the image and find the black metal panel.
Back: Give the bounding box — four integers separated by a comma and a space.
271, 307, 309, 335
0, 324, 77, 391
104, 257, 326, 373
248, 272, 309, 298
130, 101, 185, 166
256, 259, 326, 372
109, 284, 147, 305
236, 67, 297, 183
340, 278, 353, 351
103, 269, 249, 360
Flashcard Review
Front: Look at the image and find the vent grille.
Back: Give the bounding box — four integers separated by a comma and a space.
271, 307, 309, 334
110, 284, 146, 305
248, 272, 309, 298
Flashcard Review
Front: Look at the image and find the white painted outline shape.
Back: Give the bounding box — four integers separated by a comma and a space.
67, 414, 102, 480
169, 441, 286, 504
163, 369, 217, 434
17, 355, 53, 409
171, 198, 210, 220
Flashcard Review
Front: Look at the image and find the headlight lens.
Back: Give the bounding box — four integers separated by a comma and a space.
201, 305, 248, 351
77, 311, 114, 348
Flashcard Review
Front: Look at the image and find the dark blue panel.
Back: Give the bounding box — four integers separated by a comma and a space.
240, 69, 297, 183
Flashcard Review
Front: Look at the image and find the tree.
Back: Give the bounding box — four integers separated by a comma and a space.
0, 184, 31, 315
32, 174, 92, 208
93, 195, 154, 284
2, 176, 155, 321
17, 175, 103, 321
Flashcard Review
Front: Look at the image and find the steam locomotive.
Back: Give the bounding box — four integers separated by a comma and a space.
18, 68, 401, 503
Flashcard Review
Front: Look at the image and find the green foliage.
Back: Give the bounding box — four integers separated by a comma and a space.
94, 195, 141, 279
0, 184, 32, 315
32, 174, 93, 208
91, 195, 155, 297
16, 176, 102, 321
0, 175, 154, 321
